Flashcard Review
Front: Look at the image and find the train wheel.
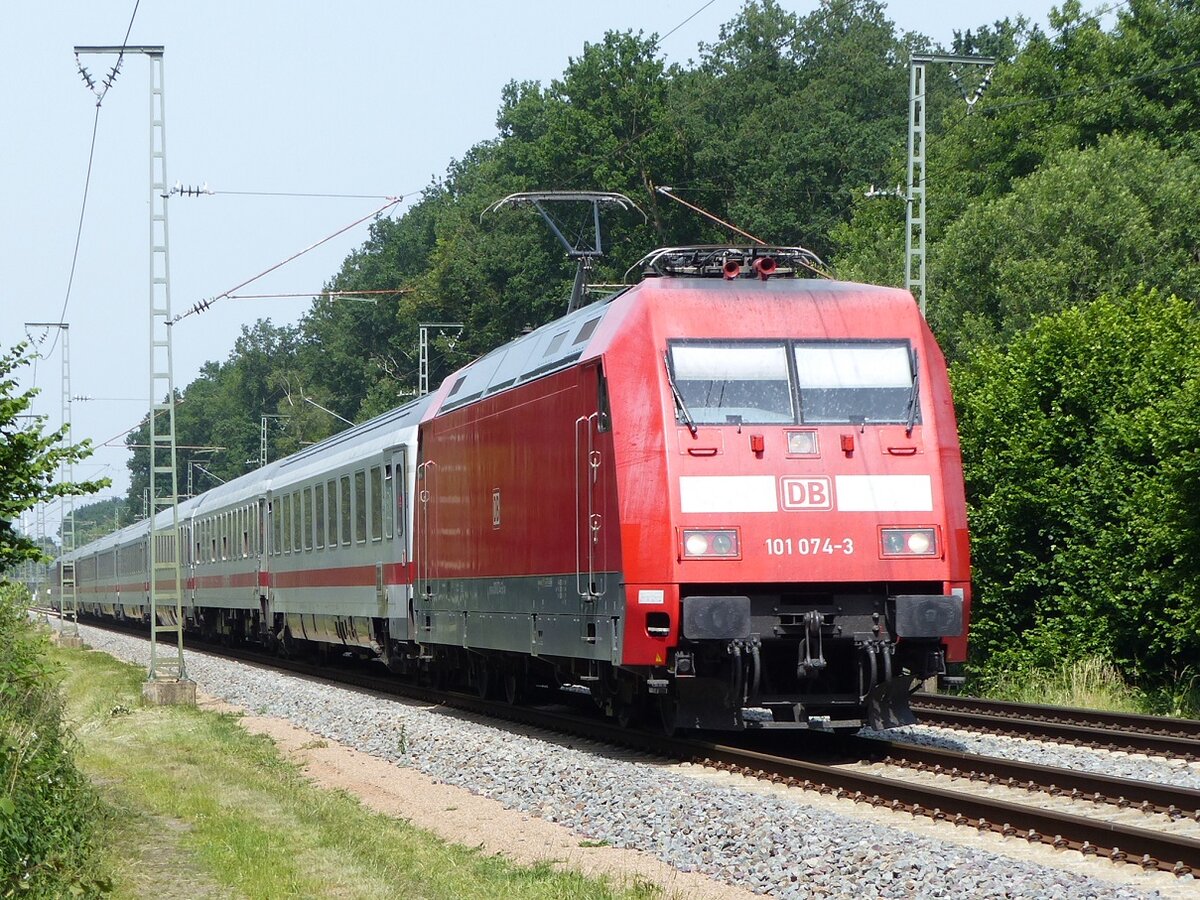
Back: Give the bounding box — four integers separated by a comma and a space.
615, 695, 642, 729
502, 661, 526, 706
658, 693, 680, 738
474, 657, 495, 700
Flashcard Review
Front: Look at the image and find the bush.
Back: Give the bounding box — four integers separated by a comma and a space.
0, 581, 106, 897
954, 288, 1200, 694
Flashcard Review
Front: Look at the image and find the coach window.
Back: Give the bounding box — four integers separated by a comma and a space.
354, 470, 367, 544
292, 491, 303, 551
283, 495, 293, 554
793, 341, 917, 425
210, 518, 217, 563
314, 484, 325, 550
370, 467, 383, 542
242, 507, 250, 558
668, 342, 794, 424
271, 501, 281, 556
324, 482, 333, 547
303, 488, 313, 552
340, 475, 352, 546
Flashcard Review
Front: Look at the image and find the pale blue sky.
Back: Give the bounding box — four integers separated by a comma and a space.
3, 1, 1091, 524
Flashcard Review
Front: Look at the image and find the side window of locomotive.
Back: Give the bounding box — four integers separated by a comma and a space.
669, 342, 794, 424
793, 342, 917, 425
355, 470, 368, 544
371, 467, 383, 542
340, 476, 352, 546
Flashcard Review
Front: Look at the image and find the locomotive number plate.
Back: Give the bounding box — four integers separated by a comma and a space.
763, 537, 854, 556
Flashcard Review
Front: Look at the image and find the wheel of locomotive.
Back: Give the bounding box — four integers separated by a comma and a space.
502, 658, 526, 706
473, 656, 495, 700
658, 691, 680, 738
615, 694, 643, 729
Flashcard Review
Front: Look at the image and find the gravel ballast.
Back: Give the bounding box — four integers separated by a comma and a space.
75, 625, 1176, 899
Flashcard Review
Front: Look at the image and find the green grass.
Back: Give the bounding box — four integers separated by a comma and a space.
54, 645, 662, 900
970, 656, 1147, 713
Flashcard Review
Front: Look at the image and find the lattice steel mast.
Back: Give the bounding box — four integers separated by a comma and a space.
905, 54, 995, 316
76, 45, 187, 686
25, 322, 76, 636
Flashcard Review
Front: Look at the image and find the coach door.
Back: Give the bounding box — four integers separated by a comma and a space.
386, 447, 414, 639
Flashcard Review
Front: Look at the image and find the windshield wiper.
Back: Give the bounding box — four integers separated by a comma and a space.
905, 349, 920, 436
664, 351, 698, 436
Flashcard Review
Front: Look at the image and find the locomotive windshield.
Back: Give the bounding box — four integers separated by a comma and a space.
669, 343, 794, 424
668, 339, 918, 426
794, 342, 917, 424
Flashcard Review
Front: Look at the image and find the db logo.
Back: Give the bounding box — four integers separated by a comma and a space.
780, 476, 833, 510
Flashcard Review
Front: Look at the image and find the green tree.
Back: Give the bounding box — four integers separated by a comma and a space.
929, 134, 1200, 357
0, 344, 107, 571
690, 0, 921, 257
63, 497, 126, 545
954, 288, 1200, 690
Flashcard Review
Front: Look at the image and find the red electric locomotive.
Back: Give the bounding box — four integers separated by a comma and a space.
57, 244, 968, 734
415, 245, 969, 732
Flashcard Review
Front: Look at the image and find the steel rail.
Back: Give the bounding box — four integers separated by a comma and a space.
912, 694, 1200, 760
849, 735, 1200, 819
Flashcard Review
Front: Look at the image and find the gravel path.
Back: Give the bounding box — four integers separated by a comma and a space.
75, 625, 1180, 899
860, 723, 1200, 791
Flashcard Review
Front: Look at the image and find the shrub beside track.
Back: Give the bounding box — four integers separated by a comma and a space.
0, 582, 107, 898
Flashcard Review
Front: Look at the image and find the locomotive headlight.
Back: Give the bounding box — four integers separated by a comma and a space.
906, 531, 932, 554
880, 527, 938, 557
786, 430, 819, 455
682, 529, 740, 559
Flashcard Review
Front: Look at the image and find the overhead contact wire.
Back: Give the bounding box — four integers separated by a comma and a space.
173, 198, 402, 323
48, 0, 141, 360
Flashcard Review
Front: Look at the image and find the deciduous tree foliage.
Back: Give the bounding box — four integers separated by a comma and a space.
929, 134, 1200, 357
0, 344, 107, 571
954, 289, 1200, 687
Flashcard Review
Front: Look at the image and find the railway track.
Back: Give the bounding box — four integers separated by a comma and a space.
912, 693, 1200, 760
49, 613, 1200, 879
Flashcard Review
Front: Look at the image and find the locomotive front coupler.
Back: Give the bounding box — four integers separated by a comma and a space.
796, 609, 826, 679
